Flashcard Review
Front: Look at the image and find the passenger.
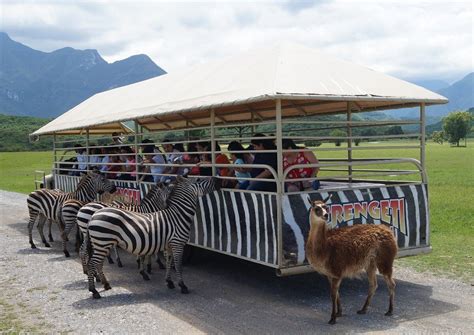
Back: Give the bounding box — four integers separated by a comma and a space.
118, 146, 136, 181
106, 148, 123, 179
228, 141, 252, 189
71, 144, 87, 176
196, 141, 233, 186
183, 142, 200, 175
161, 140, 182, 182
88, 146, 102, 170
282, 139, 320, 192
140, 139, 166, 183
100, 147, 111, 173
247, 134, 278, 192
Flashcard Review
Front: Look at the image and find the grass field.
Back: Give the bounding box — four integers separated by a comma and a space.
0, 141, 472, 282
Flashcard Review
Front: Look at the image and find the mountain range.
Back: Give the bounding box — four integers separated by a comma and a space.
0, 32, 472, 121
0, 32, 166, 118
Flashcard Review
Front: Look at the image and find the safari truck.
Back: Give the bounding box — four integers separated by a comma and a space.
31, 43, 448, 276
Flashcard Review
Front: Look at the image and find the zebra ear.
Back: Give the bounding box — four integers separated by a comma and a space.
176, 175, 185, 182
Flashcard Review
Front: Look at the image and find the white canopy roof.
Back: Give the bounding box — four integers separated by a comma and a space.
32, 42, 448, 136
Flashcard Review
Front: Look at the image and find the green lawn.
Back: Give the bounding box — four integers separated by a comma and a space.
0, 142, 472, 282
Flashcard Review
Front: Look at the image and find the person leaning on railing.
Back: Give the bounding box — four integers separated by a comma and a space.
228, 141, 252, 189
247, 134, 278, 192
282, 139, 320, 192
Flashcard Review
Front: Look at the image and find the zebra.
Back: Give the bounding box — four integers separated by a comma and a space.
27, 171, 117, 249
85, 176, 220, 299
74, 183, 172, 280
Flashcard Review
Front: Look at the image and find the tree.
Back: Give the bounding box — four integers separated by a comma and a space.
431, 131, 445, 145
329, 129, 346, 146
385, 126, 404, 135
442, 111, 472, 146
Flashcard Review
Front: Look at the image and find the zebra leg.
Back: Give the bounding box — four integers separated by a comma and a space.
170, 242, 188, 294
28, 212, 39, 249
62, 219, 76, 258
156, 252, 166, 269
164, 248, 175, 289
139, 256, 150, 281
146, 255, 152, 274
48, 219, 54, 242
115, 247, 123, 268
37, 215, 51, 248
75, 227, 82, 253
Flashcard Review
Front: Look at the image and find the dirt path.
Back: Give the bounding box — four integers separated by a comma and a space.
0, 190, 472, 334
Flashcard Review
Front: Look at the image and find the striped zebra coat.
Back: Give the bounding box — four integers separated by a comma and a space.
27, 171, 116, 249
74, 183, 172, 279
86, 176, 220, 299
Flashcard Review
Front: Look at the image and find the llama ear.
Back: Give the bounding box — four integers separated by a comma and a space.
323, 193, 333, 203
307, 196, 313, 207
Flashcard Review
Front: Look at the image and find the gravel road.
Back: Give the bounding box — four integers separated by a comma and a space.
0, 190, 472, 334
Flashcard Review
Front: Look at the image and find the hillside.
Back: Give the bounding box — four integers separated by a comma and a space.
0, 32, 166, 118
385, 73, 473, 120
0, 114, 52, 151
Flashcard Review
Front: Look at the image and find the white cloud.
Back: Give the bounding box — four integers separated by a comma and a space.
1, 0, 472, 83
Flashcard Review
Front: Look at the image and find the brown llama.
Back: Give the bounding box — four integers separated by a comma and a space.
305, 196, 397, 325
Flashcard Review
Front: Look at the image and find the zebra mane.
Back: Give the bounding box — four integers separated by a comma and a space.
143, 183, 162, 201
165, 177, 190, 206
75, 173, 95, 190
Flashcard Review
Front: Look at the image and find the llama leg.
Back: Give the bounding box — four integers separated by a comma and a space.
170, 242, 188, 294
336, 292, 342, 317
358, 263, 378, 315
164, 248, 175, 289
383, 274, 396, 316
37, 215, 51, 247
28, 212, 39, 248
329, 277, 342, 325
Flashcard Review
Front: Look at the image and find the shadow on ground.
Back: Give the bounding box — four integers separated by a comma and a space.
10, 218, 460, 334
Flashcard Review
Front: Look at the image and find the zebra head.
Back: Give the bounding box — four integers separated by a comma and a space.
166, 176, 220, 206
141, 182, 172, 210
88, 171, 117, 195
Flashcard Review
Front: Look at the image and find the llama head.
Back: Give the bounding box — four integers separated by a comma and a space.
307, 197, 330, 223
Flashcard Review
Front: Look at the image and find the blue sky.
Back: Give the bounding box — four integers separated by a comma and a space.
1, 0, 472, 83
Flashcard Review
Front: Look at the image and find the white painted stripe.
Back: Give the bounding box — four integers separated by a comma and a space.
242, 193, 251, 258
409, 185, 421, 246
200, 196, 207, 247
421, 184, 430, 245
367, 189, 381, 225
251, 193, 260, 261
282, 195, 305, 264
230, 192, 242, 256
216, 192, 222, 251
380, 187, 390, 199
269, 195, 277, 264
263, 194, 269, 263
209, 194, 215, 249
353, 190, 367, 224
337, 191, 352, 226
395, 186, 408, 248
222, 192, 232, 253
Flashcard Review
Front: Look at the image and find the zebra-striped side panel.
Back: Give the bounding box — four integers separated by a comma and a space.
283, 184, 429, 266
56, 175, 144, 204
191, 190, 278, 266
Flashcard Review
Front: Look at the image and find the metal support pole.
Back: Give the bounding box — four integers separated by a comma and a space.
275, 99, 283, 268
420, 103, 426, 170
134, 120, 140, 185
86, 129, 90, 172
347, 102, 353, 182
53, 134, 57, 175
211, 109, 216, 176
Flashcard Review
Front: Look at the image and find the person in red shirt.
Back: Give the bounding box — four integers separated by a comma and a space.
282, 139, 320, 192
